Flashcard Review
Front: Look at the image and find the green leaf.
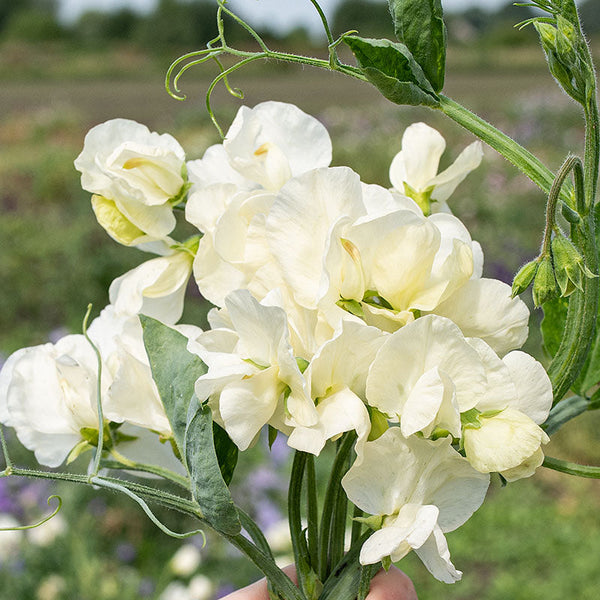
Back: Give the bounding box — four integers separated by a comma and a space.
344, 35, 439, 107
388, 0, 447, 92
140, 315, 207, 457
213, 422, 238, 486
541, 296, 569, 359
185, 403, 241, 535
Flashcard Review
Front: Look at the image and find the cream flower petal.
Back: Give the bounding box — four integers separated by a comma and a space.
287, 386, 370, 456
224, 101, 332, 190
430, 141, 483, 202
219, 366, 282, 451
389, 123, 446, 191
109, 251, 192, 324
414, 525, 462, 583
267, 167, 365, 308
501, 351, 553, 424
433, 278, 530, 356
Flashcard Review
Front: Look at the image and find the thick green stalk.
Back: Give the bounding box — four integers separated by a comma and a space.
318, 433, 355, 581
543, 455, 600, 478
305, 454, 320, 570
438, 94, 564, 199
227, 534, 306, 600
289, 451, 313, 598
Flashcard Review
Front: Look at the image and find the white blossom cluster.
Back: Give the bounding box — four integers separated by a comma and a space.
0, 101, 553, 583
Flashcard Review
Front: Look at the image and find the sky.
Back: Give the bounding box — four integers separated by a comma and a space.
56, 0, 519, 33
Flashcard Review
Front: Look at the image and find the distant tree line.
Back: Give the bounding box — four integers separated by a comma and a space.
0, 0, 598, 49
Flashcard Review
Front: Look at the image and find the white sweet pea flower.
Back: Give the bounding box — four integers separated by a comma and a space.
342, 428, 489, 583
192, 290, 315, 450
0, 336, 106, 467
366, 315, 487, 439
109, 248, 194, 324
287, 320, 387, 455
462, 339, 552, 480
75, 118, 187, 247
389, 122, 483, 215
349, 211, 475, 331
188, 101, 332, 194
87, 306, 175, 437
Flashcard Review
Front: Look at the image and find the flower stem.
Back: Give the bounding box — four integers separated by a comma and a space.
437, 94, 567, 201
543, 455, 600, 478
305, 453, 320, 570
318, 433, 355, 581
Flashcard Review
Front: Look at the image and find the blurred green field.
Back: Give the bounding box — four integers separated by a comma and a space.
1, 38, 600, 600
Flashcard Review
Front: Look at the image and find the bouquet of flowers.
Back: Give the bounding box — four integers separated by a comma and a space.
1, 1, 599, 599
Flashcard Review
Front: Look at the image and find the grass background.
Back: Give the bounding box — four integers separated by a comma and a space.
1, 29, 600, 600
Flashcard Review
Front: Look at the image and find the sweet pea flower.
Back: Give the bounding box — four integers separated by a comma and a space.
287, 320, 387, 455
75, 118, 187, 248
462, 339, 553, 480
366, 315, 487, 439
0, 336, 106, 467
342, 428, 489, 583
108, 247, 195, 325
187, 100, 332, 194
191, 290, 316, 450
389, 122, 483, 215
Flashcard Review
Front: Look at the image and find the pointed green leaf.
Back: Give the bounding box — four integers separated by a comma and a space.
388, 0, 447, 92
344, 35, 439, 107
140, 315, 207, 457
185, 403, 241, 535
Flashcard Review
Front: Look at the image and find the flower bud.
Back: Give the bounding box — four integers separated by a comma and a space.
511, 260, 538, 298
532, 255, 559, 307
551, 234, 595, 296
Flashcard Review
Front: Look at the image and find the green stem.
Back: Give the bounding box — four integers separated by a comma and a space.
227, 534, 306, 600
542, 394, 590, 435
357, 563, 380, 600
238, 508, 275, 559
2, 466, 201, 518
305, 454, 319, 570
438, 94, 566, 201
289, 451, 312, 597
0, 426, 13, 469
318, 433, 356, 581
543, 455, 600, 478
100, 458, 190, 490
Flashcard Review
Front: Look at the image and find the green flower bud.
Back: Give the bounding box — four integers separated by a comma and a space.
511, 260, 539, 298
532, 255, 559, 307
551, 235, 597, 297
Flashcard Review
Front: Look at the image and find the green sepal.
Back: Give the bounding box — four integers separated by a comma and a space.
381, 556, 392, 572
140, 315, 208, 459
343, 35, 440, 107
185, 402, 241, 535
67, 440, 93, 464
460, 408, 482, 430
337, 298, 364, 318
353, 514, 383, 531
388, 0, 447, 92
169, 180, 192, 207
